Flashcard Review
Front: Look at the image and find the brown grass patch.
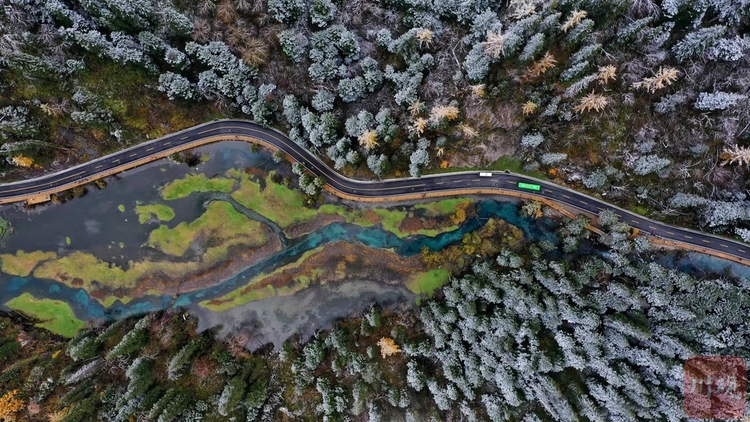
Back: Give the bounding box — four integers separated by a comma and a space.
399, 216, 424, 233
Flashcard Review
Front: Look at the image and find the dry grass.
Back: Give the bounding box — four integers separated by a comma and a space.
522, 101, 538, 115
561, 10, 587, 32
358, 130, 379, 151
416, 28, 433, 48
573, 92, 609, 113
631, 67, 680, 93
721, 144, 750, 167
484, 31, 511, 59
526, 52, 557, 78
428, 105, 459, 124
597, 65, 617, 84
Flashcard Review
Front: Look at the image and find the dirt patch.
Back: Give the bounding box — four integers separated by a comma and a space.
265, 241, 426, 287
243, 167, 266, 177
130, 228, 283, 297
208, 241, 427, 308
464, 100, 521, 132
449, 100, 520, 168
285, 213, 347, 238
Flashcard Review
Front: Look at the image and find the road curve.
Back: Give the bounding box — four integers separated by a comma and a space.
1, 119, 748, 265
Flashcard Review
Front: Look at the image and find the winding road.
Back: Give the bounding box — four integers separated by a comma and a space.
1, 120, 747, 265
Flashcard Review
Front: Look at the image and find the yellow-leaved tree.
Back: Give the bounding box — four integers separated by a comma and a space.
428, 105, 459, 125
377, 337, 401, 359
10, 155, 33, 168
358, 130, 379, 152
0, 390, 24, 421
526, 52, 557, 78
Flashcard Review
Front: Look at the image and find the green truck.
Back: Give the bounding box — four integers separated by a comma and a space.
517, 182, 541, 191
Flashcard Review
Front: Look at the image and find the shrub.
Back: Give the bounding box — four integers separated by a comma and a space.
463, 43, 490, 81
631, 154, 670, 175
267, 0, 304, 23
694, 91, 747, 111
520, 133, 544, 148
672, 25, 727, 61
310, 0, 337, 28
312, 90, 336, 112
157, 72, 195, 100
338, 77, 367, 103
277, 30, 308, 63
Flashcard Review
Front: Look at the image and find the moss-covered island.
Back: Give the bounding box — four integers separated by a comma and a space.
0, 250, 57, 277
5, 293, 85, 337
135, 204, 176, 224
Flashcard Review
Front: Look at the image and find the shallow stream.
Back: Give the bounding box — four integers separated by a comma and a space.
0, 142, 746, 346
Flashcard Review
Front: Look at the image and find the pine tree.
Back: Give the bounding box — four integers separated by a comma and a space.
672, 25, 727, 61
106, 326, 147, 360
267, 0, 305, 23
277, 30, 308, 63
310, 0, 337, 28
218, 375, 246, 416
157, 72, 195, 100
167, 337, 203, 381
518, 33, 545, 62
0, 390, 24, 421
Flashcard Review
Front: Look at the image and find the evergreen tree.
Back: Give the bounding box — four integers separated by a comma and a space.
672, 25, 727, 61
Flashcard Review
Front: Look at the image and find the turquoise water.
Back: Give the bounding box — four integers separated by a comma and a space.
0, 197, 554, 321
1, 141, 746, 335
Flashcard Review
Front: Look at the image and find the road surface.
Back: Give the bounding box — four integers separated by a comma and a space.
0, 120, 746, 264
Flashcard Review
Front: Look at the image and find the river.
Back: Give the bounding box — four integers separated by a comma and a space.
0, 142, 746, 347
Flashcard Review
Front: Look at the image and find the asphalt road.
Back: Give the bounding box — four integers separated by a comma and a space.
1, 120, 747, 263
